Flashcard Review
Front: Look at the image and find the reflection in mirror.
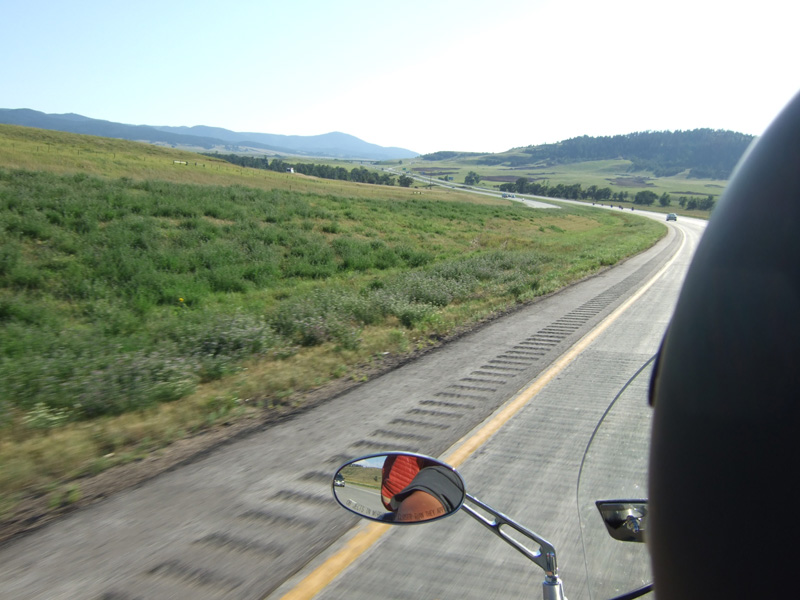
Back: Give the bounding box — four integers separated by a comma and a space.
596, 500, 648, 543
332, 452, 466, 525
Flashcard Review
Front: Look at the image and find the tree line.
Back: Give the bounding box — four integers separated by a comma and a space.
206, 154, 398, 187
500, 177, 715, 211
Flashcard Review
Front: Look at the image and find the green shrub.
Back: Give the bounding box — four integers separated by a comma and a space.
392, 300, 437, 328
0, 241, 20, 276
23, 402, 73, 430
68, 351, 198, 418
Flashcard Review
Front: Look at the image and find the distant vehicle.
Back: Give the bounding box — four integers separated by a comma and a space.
666, 213, 677, 221
334, 473, 345, 487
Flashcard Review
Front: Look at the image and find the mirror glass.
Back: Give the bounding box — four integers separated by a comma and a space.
332, 452, 466, 524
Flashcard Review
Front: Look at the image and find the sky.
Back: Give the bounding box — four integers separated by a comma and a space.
3, 0, 798, 155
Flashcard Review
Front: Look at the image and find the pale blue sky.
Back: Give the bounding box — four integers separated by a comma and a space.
3, 0, 798, 154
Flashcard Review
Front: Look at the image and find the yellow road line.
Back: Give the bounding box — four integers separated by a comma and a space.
444, 228, 684, 468
278, 229, 684, 600
278, 522, 390, 600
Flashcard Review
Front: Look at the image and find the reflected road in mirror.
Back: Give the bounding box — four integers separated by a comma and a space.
332, 453, 466, 524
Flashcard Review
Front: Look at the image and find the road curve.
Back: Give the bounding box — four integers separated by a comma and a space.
0, 215, 703, 600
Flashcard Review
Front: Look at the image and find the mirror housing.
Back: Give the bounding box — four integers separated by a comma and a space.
596, 500, 648, 543
332, 452, 466, 524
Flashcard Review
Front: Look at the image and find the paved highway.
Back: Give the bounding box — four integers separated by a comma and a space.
0, 210, 705, 599
276, 213, 707, 600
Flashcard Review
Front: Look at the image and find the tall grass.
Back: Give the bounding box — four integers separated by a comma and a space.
0, 166, 663, 425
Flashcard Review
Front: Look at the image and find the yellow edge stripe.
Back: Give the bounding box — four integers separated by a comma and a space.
279, 228, 684, 600
278, 522, 390, 600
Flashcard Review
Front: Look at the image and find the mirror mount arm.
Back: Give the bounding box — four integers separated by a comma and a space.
461, 493, 566, 600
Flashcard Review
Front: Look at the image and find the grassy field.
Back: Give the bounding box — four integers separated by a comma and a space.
0, 124, 665, 520
340, 463, 382, 489
0, 125, 483, 203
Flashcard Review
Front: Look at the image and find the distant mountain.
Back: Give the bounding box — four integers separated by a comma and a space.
153, 125, 416, 160
0, 109, 224, 148
0, 109, 419, 161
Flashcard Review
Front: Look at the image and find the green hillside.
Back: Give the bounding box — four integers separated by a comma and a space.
421, 129, 751, 177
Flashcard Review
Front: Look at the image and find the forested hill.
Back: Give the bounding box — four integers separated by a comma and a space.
425, 129, 755, 179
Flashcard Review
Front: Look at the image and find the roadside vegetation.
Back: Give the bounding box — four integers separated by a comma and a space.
206, 153, 398, 186
0, 124, 664, 522
340, 463, 381, 489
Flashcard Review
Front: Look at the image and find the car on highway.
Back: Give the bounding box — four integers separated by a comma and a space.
666, 213, 677, 221
334, 473, 345, 487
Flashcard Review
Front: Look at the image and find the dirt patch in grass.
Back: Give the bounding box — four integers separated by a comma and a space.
480, 175, 519, 182
481, 175, 552, 183
606, 177, 654, 187
410, 168, 459, 174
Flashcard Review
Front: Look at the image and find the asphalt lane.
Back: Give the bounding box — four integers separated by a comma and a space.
278, 217, 705, 600
0, 215, 701, 600
333, 485, 386, 520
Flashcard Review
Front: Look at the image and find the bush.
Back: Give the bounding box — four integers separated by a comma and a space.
390, 299, 437, 328
0, 241, 20, 276
0, 342, 198, 418
268, 290, 364, 348
69, 352, 198, 418
23, 402, 73, 430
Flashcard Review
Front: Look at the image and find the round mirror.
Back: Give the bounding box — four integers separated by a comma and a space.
332, 452, 466, 524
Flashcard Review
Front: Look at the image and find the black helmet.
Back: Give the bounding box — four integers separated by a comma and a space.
648, 89, 800, 598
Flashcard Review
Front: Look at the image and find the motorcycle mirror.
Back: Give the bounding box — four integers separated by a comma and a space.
596, 500, 648, 543
332, 452, 466, 524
